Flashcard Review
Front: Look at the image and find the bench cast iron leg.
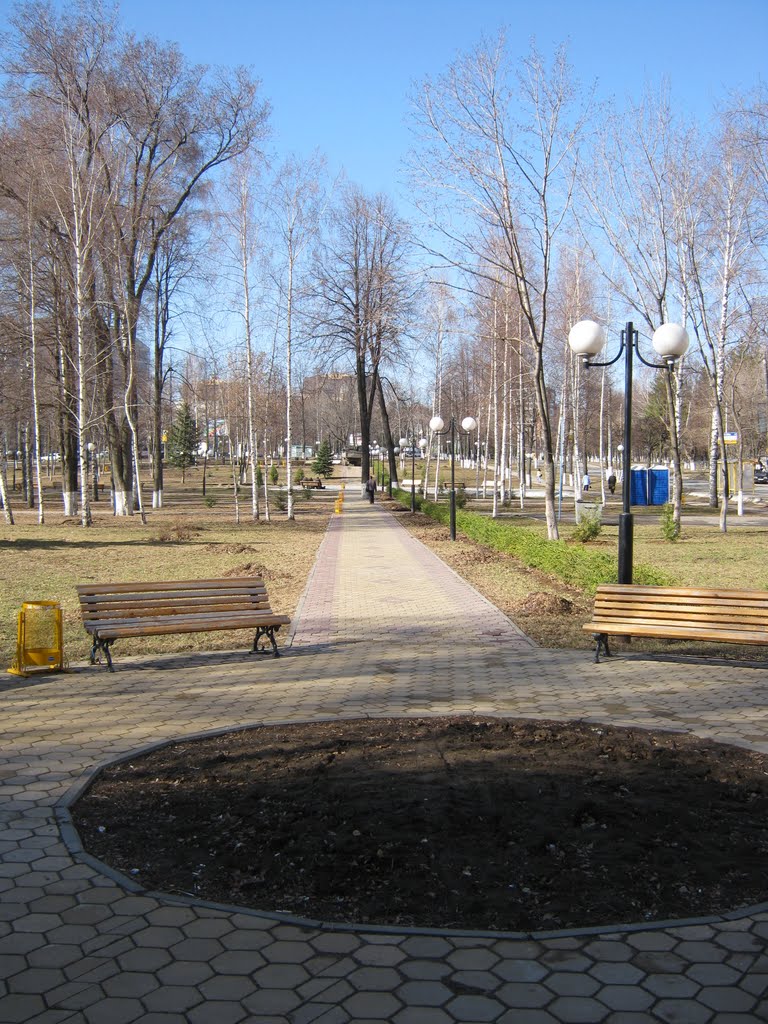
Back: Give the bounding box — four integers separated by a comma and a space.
593, 633, 610, 664
90, 636, 115, 672
253, 625, 281, 658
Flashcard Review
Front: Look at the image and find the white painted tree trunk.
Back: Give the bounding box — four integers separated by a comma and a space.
27, 234, 45, 525
0, 459, 14, 524
114, 490, 130, 517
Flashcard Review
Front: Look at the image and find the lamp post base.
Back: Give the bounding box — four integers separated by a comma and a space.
618, 512, 634, 585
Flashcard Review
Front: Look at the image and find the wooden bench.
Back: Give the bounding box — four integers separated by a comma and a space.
585, 583, 768, 663
77, 577, 290, 671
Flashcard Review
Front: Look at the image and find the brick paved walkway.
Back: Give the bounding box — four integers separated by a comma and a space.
1, 496, 767, 1022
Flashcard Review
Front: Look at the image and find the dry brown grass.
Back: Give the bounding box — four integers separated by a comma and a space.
6, 464, 768, 672
0, 472, 335, 669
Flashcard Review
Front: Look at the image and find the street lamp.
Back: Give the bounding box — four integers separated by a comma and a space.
428, 414, 478, 541
200, 441, 208, 496
568, 319, 689, 584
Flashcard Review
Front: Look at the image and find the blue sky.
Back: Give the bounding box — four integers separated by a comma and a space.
3, 0, 766, 201
104, 0, 768, 203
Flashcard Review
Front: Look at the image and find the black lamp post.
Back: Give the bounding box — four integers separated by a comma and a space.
201, 441, 208, 497
568, 319, 689, 584
429, 414, 478, 541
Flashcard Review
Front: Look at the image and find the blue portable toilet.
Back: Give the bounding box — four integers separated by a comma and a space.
630, 468, 648, 506
649, 467, 669, 505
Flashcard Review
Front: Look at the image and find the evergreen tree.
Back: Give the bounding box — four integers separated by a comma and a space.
312, 439, 334, 477
167, 402, 198, 482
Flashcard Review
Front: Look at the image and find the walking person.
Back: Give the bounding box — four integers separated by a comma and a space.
364, 475, 376, 504
607, 472, 616, 495
582, 471, 590, 492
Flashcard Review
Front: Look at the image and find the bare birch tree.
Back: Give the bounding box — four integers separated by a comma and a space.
311, 184, 411, 484
215, 152, 269, 520
5, 0, 270, 517
410, 36, 590, 540
578, 85, 690, 531
267, 153, 326, 520
677, 119, 760, 531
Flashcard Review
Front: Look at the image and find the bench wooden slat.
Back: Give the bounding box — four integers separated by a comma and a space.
80, 590, 270, 603
591, 607, 768, 627
75, 581, 268, 598
81, 599, 273, 620
595, 594, 768, 611
93, 616, 291, 639
584, 620, 768, 643
87, 608, 289, 625
592, 583, 768, 601
589, 610, 768, 626
79, 584, 270, 598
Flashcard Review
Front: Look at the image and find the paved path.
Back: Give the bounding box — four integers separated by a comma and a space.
1, 497, 767, 1023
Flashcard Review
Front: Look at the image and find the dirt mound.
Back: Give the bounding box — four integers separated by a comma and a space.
517, 591, 574, 615
221, 560, 268, 576
207, 544, 258, 556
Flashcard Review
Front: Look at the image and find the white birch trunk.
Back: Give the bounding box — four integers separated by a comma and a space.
481, 387, 492, 500
285, 258, 294, 520
27, 240, 44, 524
0, 458, 14, 524
71, 193, 91, 529
491, 330, 500, 518
262, 426, 271, 521
239, 176, 260, 522
231, 448, 241, 524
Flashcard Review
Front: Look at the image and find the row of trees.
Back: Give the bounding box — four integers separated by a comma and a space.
1, 5, 767, 537
409, 40, 768, 536
0, 0, 268, 525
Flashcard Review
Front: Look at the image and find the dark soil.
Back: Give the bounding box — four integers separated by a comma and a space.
72, 717, 768, 932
